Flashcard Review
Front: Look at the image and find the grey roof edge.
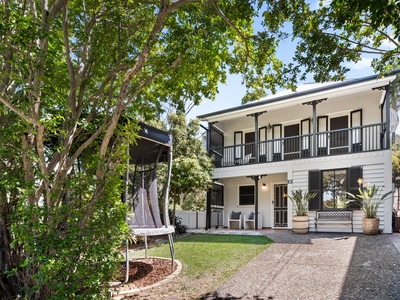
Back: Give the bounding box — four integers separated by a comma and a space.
197, 70, 400, 120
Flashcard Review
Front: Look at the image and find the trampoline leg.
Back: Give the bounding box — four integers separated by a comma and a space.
144, 235, 148, 258
167, 233, 175, 273
125, 239, 129, 282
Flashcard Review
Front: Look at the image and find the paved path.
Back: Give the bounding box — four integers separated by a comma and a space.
388, 232, 400, 252
189, 229, 400, 300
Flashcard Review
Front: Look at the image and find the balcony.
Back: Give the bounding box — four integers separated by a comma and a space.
210, 123, 388, 168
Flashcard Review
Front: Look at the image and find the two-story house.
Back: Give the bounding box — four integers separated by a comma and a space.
199, 72, 399, 233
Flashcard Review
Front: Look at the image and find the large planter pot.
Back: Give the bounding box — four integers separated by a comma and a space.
362, 217, 380, 235
292, 215, 309, 234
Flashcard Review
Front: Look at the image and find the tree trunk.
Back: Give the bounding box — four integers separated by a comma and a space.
0, 210, 20, 299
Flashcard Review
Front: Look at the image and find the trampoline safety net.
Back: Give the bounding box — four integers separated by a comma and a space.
122, 123, 175, 278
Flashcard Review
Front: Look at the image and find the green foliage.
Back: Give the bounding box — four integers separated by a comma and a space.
181, 190, 207, 211
260, 0, 400, 83
347, 185, 393, 218
168, 208, 187, 234
5, 135, 130, 298
167, 113, 214, 208
287, 190, 317, 216
1, 0, 272, 297
392, 143, 400, 178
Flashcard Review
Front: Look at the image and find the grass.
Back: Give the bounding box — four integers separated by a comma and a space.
130, 233, 273, 281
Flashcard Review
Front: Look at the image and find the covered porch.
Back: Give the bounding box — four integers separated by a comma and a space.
205, 172, 291, 231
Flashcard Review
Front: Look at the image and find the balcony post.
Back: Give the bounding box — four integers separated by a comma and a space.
255, 115, 259, 163
386, 84, 391, 148
254, 176, 259, 230
206, 188, 211, 230
302, 98, 327, 157
247, 111, 266, 163
312, 102, 317, 157
247, 174, 267, 230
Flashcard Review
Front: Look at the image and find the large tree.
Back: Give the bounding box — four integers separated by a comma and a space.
0, 0, 296, 298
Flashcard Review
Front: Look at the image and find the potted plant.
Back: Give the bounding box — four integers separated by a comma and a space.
347, 184, 392, 235
287, 190, 317, 234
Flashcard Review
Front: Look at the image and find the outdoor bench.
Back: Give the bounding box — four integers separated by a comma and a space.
314, 211, 353, 232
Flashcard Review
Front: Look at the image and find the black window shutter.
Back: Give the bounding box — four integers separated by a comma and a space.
348, 166, 362, 210
308, 170, 321, 210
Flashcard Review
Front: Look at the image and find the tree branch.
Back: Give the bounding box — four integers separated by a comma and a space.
62, 6, 78, 118
319, 31, 390, 54
123, 52, 186, 111
209, 0, 250, 66
48, 0, 68, 19
0, 96, 41, 126
361, 21, 399, 48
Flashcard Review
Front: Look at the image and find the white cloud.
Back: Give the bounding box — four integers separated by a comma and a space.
346, 57, 373, 70
381, 38, 396, 50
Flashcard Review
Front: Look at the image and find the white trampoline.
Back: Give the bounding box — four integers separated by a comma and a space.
123, 122, 175, 281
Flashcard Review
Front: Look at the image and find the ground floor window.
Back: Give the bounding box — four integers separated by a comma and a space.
309, 166, 362, 210
322, 169, 347, 209
239, 185, 254, 206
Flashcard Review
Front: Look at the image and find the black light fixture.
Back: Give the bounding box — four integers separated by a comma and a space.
262, 183, 267, 189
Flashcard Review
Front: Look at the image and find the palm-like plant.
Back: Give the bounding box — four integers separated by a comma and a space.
288, 190, 317, 216
347, 185, 392, 218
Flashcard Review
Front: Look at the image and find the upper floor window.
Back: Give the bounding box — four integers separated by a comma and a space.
239, 185, 254, 206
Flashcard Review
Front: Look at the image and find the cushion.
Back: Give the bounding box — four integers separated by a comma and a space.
230, 211, 241, 220
248, 212, 255, 220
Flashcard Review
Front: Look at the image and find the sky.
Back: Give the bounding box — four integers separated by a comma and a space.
187, 56, 376, 120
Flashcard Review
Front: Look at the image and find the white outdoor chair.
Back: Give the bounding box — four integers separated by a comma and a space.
228, 211, 242, 229
236, 153, 252, 165
244, 211, 263, 229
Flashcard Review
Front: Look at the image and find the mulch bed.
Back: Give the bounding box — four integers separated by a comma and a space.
115, 258, 176, 290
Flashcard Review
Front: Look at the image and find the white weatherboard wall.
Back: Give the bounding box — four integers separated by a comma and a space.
216, 149, 392, 233
290, 149, 393, 233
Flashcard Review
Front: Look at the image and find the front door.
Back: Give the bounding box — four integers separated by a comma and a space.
273, 184, 288, 228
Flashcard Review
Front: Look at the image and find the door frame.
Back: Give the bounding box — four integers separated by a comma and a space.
284, 123, 300, 160
271, 182, 288, 229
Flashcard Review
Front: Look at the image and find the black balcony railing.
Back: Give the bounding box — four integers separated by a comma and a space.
211, 123, 387, 168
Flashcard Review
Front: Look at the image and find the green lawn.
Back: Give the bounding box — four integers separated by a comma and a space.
130, 234, 273, 281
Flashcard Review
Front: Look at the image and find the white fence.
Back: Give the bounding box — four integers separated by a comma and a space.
175, 210, 224, 229
175, 211, 206, 229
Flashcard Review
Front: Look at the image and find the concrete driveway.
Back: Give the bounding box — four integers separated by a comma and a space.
197, 230, 400, 300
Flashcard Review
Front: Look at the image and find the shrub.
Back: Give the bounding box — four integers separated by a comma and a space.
169, 208, 187, 234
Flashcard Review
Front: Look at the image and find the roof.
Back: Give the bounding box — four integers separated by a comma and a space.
197, 71, 400, 122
